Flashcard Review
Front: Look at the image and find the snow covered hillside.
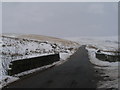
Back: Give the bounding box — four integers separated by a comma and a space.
0, 34, 79, 88
65, 36, 118, 51
64, 36, 119, 89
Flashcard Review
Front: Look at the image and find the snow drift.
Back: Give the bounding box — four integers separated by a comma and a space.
0, 34, 79, 88
64, 36, 119, 89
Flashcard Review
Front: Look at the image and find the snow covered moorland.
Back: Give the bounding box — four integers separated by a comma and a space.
65, 36, 119, 89
0, 34, 79, 88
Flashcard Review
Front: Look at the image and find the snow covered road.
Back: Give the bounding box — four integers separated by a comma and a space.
4, 45, 100, 88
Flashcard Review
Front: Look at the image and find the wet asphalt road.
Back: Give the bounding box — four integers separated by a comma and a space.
4, 45, 99, 88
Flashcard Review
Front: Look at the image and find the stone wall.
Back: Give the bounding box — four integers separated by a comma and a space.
8, 54, 60, 75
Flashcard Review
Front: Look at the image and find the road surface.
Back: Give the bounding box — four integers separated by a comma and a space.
4, 45, 100, 88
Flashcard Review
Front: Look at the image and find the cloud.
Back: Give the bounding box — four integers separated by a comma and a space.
0, 2, 1, 34
87, 4, 104, 14
2, 2, 117, 37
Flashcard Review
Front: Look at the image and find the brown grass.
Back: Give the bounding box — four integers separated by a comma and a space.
87, 45, 98, 50
2, 33, 80, 49
2, 34, 79, 46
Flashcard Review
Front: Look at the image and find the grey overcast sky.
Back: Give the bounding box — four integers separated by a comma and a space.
0, 2, 1, 34
2, 2, 118, 38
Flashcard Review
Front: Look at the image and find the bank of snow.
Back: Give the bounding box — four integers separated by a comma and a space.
0, 35, 79, 88
86, 47, 119, 89
64, 36, 119, 89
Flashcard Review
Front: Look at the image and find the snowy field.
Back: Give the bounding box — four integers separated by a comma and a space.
1, 34, 119, 89
0, 34, 79, 88
64, 36, 119, 89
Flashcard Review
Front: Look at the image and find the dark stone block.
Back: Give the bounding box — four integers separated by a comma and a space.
96, 53, 120, 62
8, 54, 60, 75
